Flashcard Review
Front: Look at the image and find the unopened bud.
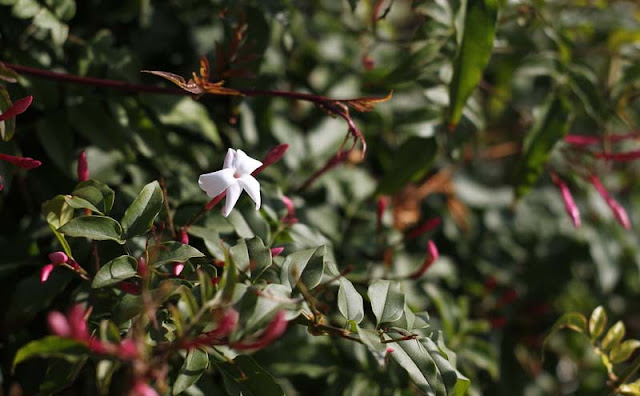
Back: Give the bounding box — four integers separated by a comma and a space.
117, 282, 141, 295
117, 339, 138, 360
47, 311, 71, 337
409, 240, 438, 279
179, 229, 189, 245
48, 251, 69, 265
590, 175, 632, 229
173, 262, 185, 276
67, 305, 89, 340
0, 153, 41, 169
132, 381, 159, 396
376, 196, 389, 230
406, 218, 441, 240
270, 247, 284, 257
253, 144, 289, 176
206, 309, 239, 340
233, 311, 287, 350
0, 96, 33, 121
77, 150, 89, 182
40, 264, 54, 283
550, 172, 581, 228
137, 257, 148, 277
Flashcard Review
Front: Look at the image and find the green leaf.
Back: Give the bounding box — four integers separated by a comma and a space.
6, 271, 72, 325
42, 195, 74, 229
246, 237, 272, 281
337, 277, 364, 324
218, 355, 284, 396
620, 379, 640, 396
230, 239, 251, 272
64, 195, 103, 215
280, 247, 325, 290
514, 95, 571, 199
218, 249, 238, 304
92, 255, 138, 288
188, 226, 225, 260
73, 180, 115, 215
13, 336, 87, 369
58, 216, 123, 243
589, 306, 607, 339
173, 348, 209, 395
357, 326, 387, 367
121, 180, 163, 238
0, 63, 19, 83
148, 241, 205, 268
379, 136, 437, 194
548, 312, 588, 335
448, 0, 498, 127
40, 356, 88, 394
602, 321, 626, 351
610, 339, 640, 364
368, 280, 405, 326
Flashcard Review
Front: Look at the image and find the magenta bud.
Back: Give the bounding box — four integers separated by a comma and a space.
253, 144, 289, 176
67, 305, 89, 340
40, 264, 54, 283
47, 311, 71, 337
137, 257, 148, 277
594, 150, 640, 162
590, 175, 631, 229
0, 95, 33, 121
406, 218, 441, 240
409, 240, 438, 279
377, 196, 389, 230
564, 134, 600, 146
385, 346, 394, 354
206, 309, 239, 339
173, 262, 185, 276
48, 251, 69, 264
270, 246, 284, 257
427, 240, 439, 262
117, 339, 138, 360
77, 150, 89, 182
0, 153, 42, 170
132, 381, 159, 396
117, 282, 141, 295
233, 311, 288, 350
281, 196, 295, 216
179, 229, 189, 245
551, 172, 581, 228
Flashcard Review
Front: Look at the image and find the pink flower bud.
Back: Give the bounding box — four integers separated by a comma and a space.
117, 339, 138, 360
47, 311, 71, 337
590, 175, 632, 230
77, 150, 89, 182
409, 240, 438, 279
270, 246, 284, 257
281, 196, 295, 216
0, 96, 33, 121
0, 153, 41, 169
48, 251, 69, 265
376, 196, 389, 230
40, 264, 54, 283
594, 150, 640, 161
117, 282, 141, 295
137, 257, 148, 277
253, 144, 289, 176
88, 338, 107, 354
205, 309, 239, 340
67, 305, 89, 340
173, 263, 185, 276
406, 218, 441, 240
550, 172, 581, 228
564, 134, 600, 146
385, 346, 394, 354
233, 311, 288, 350
362, 55, 375, 71
179, 229, 189, 245
132, 381, 159, 396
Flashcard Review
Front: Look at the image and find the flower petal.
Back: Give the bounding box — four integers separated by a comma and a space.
234, 149, 263, 175
238, 174, 261, 209
223, 148, 236, 169
222, 182, 242, 217
198, 168, 235, 197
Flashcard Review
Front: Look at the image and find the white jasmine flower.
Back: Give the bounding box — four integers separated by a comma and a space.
198, 148, 263, 217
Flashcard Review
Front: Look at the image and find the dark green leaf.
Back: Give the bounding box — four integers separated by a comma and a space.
280, 247, 325, 290
6, 271, 72, 325
173, 348, 209, 395
514, 95, 571, 199
58, 216, 123, 243
40, 357, 88, 394
218, 355, 284, 396
73, 180, 115, 215
13, 336, 87, 369
448, 0, 498, 127
148, 241, 204, 268
121, 180, 163, 238
337, 277, 364, 324
368, 280, 405, 326
379, 137, 437, 194
92, 255, 138, 288
247, 237, 272, 280
64, 195, 103, 215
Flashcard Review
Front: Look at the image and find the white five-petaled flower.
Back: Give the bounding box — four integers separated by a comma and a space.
198, 149, 263, 217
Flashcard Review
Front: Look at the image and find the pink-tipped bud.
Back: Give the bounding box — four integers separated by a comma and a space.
117, 339, 138, 360
48, 251, 69, 265
362, 55, 375, 71
47, 311, 71, 337
173, 263, 185, 276
564, 134, 600, 147
281, 196, 295, 216
0, 96, 33, 121
233, 311, 288, 350
409, 240, 438, 279
88, 338, 107, 354
0, 153, 41, 170
385, 346, 395, 354
377, 196, 389, 230
594, 150, 640, 162
550, 172, 581, 228
40, 264, 54, 283
406, 218, 441, 240
206, 309, 239, 340
67, 305, 89, 341
132, 381, 159, 396
253, 144, 289, 176
179, 229, 189, 245
590, 175, 632, 229
270, 247, 285, 257
77, 150, 89, 182
137, 257, 148, 277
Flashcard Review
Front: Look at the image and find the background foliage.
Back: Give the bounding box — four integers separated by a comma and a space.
2, 0, 640, 395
